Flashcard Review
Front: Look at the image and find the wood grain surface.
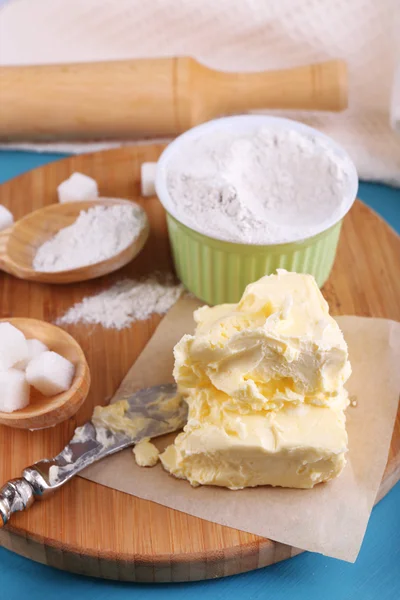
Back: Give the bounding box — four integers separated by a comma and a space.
0, 145, 399, 582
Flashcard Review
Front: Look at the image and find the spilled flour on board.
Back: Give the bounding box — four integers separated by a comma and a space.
56, 273, 183, 330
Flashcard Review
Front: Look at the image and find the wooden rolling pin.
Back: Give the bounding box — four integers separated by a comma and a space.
0, 58, 347, 141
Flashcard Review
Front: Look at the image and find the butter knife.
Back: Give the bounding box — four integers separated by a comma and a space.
0, 383, 186, 527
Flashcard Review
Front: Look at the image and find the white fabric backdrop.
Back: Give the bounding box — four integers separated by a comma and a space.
0, 0, 399, 185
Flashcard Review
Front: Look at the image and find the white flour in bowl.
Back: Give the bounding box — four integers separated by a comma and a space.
166, 127, 355, 244
33, 204, 146, 272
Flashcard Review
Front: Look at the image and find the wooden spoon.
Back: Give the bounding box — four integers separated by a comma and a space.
0, 318, 90, 430
0, 198, 150, 284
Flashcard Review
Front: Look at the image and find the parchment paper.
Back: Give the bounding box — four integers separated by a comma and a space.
80, 297, 400, 562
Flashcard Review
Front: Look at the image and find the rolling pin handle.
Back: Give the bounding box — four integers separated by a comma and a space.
0, 478, 35, 527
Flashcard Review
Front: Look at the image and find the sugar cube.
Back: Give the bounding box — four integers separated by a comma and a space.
0, 205, 14, 232
26, 351, 75, 396
15, 338, 49, 370
0, 369, 30, 413
57, 172, 99, 203
141, 162, 157, 196
0, 322, 28, 370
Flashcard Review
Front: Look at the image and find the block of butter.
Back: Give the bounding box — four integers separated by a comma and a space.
160, 270, 351, 490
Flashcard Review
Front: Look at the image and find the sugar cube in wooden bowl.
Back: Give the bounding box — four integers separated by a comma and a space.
0, 318, 90, 429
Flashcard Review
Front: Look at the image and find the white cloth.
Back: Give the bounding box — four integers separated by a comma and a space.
0, 0, 399, 185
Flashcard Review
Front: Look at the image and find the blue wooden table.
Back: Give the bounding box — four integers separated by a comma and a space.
0, 151, 399, 600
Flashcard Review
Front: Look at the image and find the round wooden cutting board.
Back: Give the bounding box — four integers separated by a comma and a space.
0, 145, 399, 582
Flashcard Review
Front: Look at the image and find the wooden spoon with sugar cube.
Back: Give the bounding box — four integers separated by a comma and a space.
0, 198, 149, 284
0, 318, 90, 430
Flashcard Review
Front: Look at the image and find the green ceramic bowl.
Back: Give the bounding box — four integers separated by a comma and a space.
166, 213, 342, 304
156, 116, 358, 305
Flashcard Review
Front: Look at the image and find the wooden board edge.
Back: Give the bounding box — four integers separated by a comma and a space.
0, 524, 297, 582
1, 464, 398, 583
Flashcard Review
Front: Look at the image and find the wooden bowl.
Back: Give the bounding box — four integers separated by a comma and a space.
0, 318, 90, 429
0, 198, 150, 284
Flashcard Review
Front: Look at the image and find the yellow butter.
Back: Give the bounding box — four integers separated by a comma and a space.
133, 438, 160, 467
174, 270, 351, 413
92, 401, 152, 438
161, 270, 351, 489
160, 404, 347, 489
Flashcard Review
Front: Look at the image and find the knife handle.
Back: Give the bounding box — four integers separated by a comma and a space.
0, 479, 35, 527
0, 467, 56, 527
